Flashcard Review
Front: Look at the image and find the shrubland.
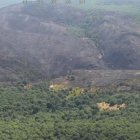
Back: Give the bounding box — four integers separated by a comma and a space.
0, 83, 139, 140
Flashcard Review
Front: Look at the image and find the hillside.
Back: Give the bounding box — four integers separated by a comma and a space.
0, 3, 105, 83
0, 1, 140, 85
0, 1, 140, 140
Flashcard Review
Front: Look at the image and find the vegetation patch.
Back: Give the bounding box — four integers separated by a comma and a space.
0, 84, 139, 139
97, 102, 127, 111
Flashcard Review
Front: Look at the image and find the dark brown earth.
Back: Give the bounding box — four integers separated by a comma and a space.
0, 2, 140, 86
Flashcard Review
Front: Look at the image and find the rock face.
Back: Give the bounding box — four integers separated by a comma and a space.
0, 2, 140, 83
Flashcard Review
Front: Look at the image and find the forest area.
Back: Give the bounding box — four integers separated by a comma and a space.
0, 83, 140, 140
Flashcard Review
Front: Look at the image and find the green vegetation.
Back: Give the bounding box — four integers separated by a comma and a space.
1, 0, 140, 20
0, 1, 140, 139
0, 83, 140, 140
75, 0, 140, 20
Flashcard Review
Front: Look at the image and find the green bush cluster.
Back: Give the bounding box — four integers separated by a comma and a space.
0, 84, 140, 140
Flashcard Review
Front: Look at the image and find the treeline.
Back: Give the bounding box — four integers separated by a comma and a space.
0, 83, 140, 140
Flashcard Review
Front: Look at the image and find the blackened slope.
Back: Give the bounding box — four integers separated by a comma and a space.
0, 4, 104, 83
